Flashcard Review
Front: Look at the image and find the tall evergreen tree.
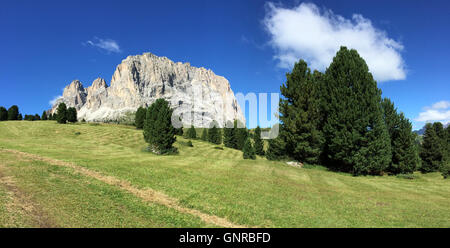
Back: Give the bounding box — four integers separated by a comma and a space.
0, 107, 7, 121
207, 121, 222, 145
233, 120, 248, 150
187, 125, 197, 139
382, 98, 420, 174
67, 107, 77, 123
253, 126, 265, 156
420, 123, 444, 172
42, 111, 48, 120
143, 99, 177, 154
18, 113, 23, 120
279, 60, 324, 164
135, 107, 146, 129
223, 120, 235, 148
322, 47, 391, 175
56, 103, 67, 124
243, 137, 256, 160
201, 128, 208, 141
7, 105, 19, 120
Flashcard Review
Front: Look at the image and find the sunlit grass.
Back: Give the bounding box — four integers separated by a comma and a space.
0, 121, 449, 227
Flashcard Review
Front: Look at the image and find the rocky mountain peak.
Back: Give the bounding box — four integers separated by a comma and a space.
51, 52, 245, 127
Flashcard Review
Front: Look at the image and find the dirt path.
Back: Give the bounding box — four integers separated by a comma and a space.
0, 162, 55, 227
0, 148, 246, 228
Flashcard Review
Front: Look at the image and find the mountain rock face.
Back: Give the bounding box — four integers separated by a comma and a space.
51, 53, 245, 127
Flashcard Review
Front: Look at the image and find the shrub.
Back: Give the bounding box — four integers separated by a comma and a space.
187, 140, 193, 147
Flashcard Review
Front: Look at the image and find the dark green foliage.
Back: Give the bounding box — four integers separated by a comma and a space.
143, 99, 177, 154
201, 128, 208, 141
234, 121, 248, 150
279, 60, 324, 164
321, 47, 391, 175
135, 107, 146, 129
223, 120, 235, 148
420, 123, 444, 173
24, 114, 39, 121
253, 126, 265, 156
67, 107, 77, 123
187, 125, 197, 139
56, 103, 67, 124
382, 98, 420, 174
266, 137, 286, 161
42, 111, 48, 120
0, 107, 7, 121
18, 113, 22, 120
441, 163, 450, 179
7, 105, 19, 120
243, 137, 256, 160
207, 121, 222, 145
187, 140, 193, 147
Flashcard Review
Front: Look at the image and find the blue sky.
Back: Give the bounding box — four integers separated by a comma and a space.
1, 0, 449, 129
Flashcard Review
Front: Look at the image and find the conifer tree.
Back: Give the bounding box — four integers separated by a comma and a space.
208, 121, 222, 145
322, 47, 391, 175
279, 60, 323, 164
233, 120, 248, 150
201, 128, 208, 141
223, 120, 235, 148
135, 107, 146, 129
56, 103, 67, 124
266, 137, 286, 161
67, 107, 77, 123
187, 125, 197, 139
253, 126, 265, 156
34, 114, 41, 120
18, 113, 23, 120
0, 107, 7, 121
7, 105, 19, 120
420, 123, 444, 172
382, 98, 419, 174
143, 99, 177, 154
243, 137, 256, 159
42, 111, 48, 120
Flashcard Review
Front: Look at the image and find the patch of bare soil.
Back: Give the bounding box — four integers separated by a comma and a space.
0, 162, 56, 227
0, 148, 246, 228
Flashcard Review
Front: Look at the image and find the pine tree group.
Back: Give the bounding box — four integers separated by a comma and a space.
420, 123, 446, 173
268, 46, 422, 176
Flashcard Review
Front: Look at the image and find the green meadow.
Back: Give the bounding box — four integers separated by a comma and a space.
0, 121, 449, 227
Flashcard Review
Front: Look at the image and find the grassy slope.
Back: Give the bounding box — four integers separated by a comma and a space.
0, 121, 449, 227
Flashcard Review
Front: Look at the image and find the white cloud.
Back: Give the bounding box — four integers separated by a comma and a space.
263, 2, 406, 82
415, 101, 450, 124
49, 95, 62, 106
84, 37, 121, 53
